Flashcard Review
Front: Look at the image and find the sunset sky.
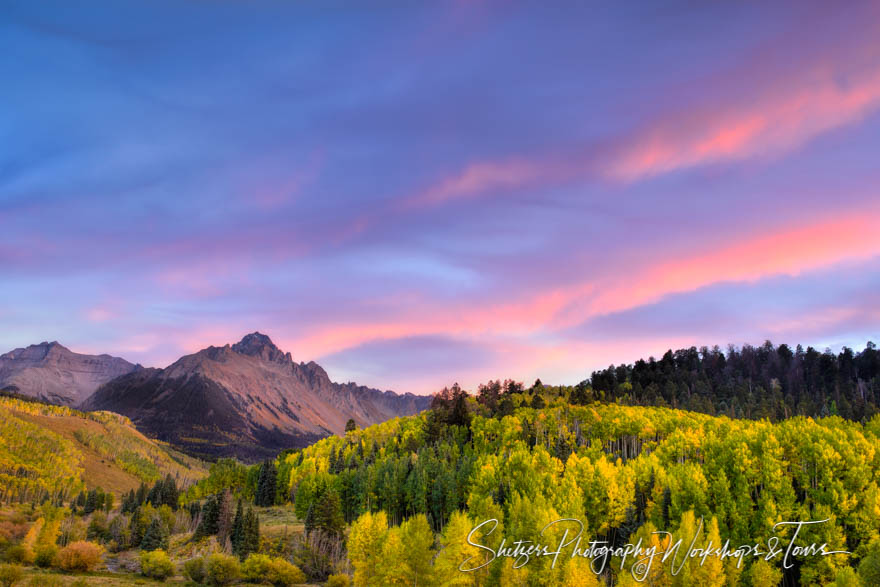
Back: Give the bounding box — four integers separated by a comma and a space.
2, 1, 879, 394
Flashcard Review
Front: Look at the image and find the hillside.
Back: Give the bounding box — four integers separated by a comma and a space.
0, 395, 207, 502
83, 333, 431, 461
187, 384, 880, 585
0, 341, 139, 406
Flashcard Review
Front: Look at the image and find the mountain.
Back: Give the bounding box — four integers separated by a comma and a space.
82, 332, 431, 461
0, 341, 139, 406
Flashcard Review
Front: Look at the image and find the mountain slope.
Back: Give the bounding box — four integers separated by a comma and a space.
0, 395, 207, 501
0, 341, 139, 406
83, 332, 431, 461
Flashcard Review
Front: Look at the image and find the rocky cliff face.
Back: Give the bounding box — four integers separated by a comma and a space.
0, 342, 139, 405
82, 333, 431, 461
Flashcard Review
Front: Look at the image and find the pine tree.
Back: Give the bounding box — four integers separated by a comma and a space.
313, 489, 345, 538
84, 488, 99, 514
345, 418, 357, 433
140, 517, 168, 551
255, 461, 278, 507
328, 448, 339, 475
450, 384, 471, 427
160, 474, 178, 510
661, 487, 672, 530
147, 480, 162, 506
135, 482, 148, 506
122, 489, 135, 513
231, 499, 244, 557
240, 508, 259, 559
195, 495, 220, 538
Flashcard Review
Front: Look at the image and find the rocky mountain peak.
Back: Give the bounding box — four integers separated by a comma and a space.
0, 341, 138, 405
231, 332, 291, 364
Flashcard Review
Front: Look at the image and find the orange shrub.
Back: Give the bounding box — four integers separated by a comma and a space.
55, 540, 104, 572
0, 520, 28, 542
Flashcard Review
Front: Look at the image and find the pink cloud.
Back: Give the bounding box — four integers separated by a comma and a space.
85, 306, 117, 323
572, 210, 880, 325
607, 66, 880, 181
393, 29, 880, 211
286, 208, 880, 362
399, 158, 545, 209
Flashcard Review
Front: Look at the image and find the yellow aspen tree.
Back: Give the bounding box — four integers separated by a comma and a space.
690, 516, 725, 587
434, 511, 485, 586
748, 559, 782, 587
348, 511, 389, 587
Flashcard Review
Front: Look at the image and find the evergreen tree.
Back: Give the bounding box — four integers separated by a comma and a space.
497, 395, 515, 418
147, 480, 162, 506
477, 380, 502, 412
140, 517, 168, 551
571, 381, 591, 405
255, 461, 277, 507
231, 499, 245, 557
135, 482, 148, 506
312, 488, 345, 539
122, 489, 136, 513
195, 495, 220, 538
160, 474, 179, 510
449, 384, 471, 427
661, 487, 672, 530
188, 501, 201, 524
84, 488, 100, 514
345, 418, 357, 433
240, 508, 260, 559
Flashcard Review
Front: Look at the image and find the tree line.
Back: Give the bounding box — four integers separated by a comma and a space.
586, 341, 879, 421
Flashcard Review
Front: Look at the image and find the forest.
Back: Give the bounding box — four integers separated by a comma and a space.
180, 380, 880, 586
584, 341, 880, 422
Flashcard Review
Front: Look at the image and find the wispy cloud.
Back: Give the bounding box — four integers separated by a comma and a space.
608, 67, 880, 181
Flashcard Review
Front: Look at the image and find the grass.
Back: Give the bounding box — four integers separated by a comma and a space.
254, 505, 304, 540
19, 568, 181, 585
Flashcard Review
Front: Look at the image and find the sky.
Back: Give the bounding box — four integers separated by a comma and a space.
2, 1, 879, 394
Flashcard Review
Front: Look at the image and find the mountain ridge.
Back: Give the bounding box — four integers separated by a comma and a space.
82, 332, 430, 461
0, 341, 140, 406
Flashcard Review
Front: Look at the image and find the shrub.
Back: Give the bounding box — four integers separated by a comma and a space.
206, 553, 240, 586
33, 544, 57, 568
183, 557, 207, 583
242, 554, 273, 581
325, 574, 350, 587
55, 541, 104, 572
0, 563, 24, 587
139, 549, 174, 580
242, 554, 306, 586
1, 546, 28, 565
267, 558, 306, 586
